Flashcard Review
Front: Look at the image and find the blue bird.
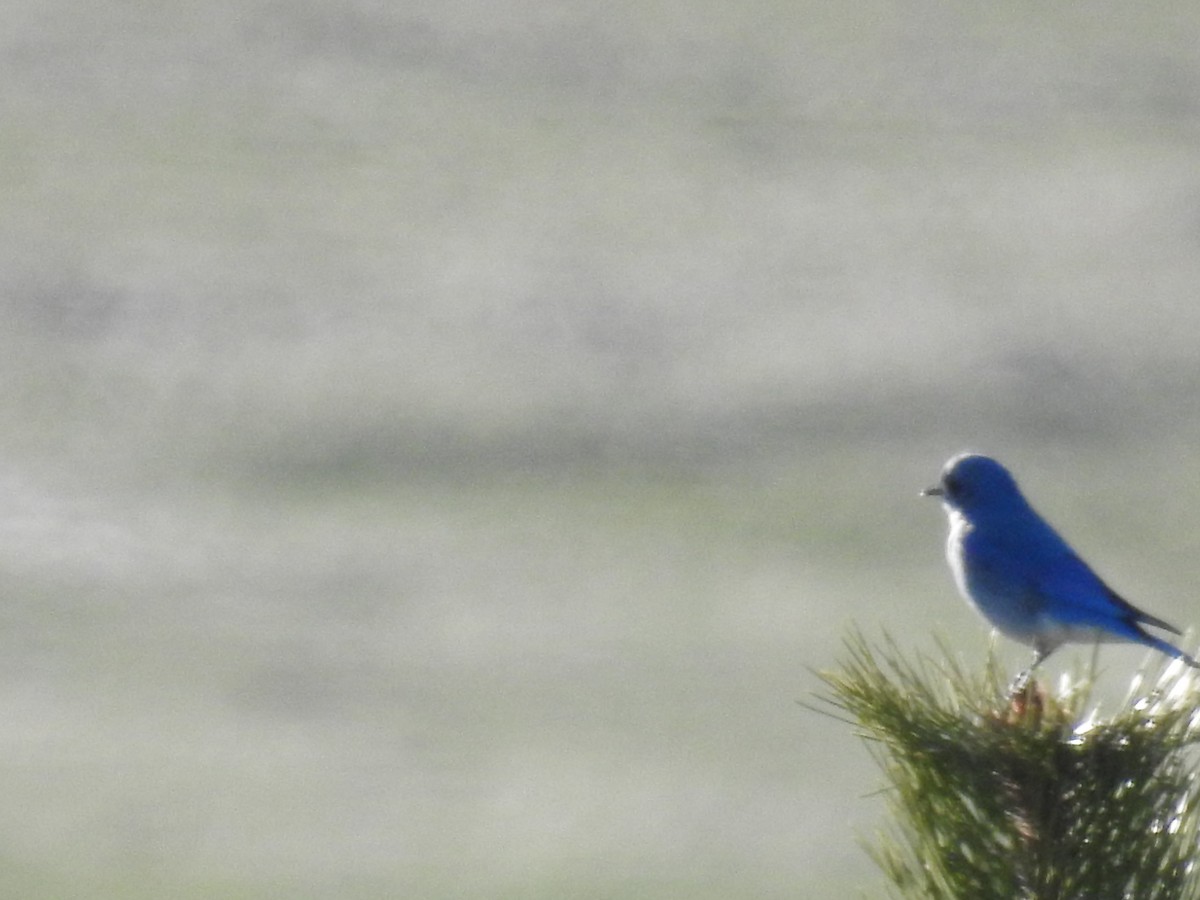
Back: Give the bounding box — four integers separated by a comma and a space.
924, 453, 1197, 673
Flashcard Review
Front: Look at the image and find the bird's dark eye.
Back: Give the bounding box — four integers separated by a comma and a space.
944, 475, 961, 497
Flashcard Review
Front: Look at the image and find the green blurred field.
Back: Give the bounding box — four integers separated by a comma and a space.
3, 2, 1200, 896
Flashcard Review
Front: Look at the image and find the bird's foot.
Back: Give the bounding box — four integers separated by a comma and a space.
1008, 667, 1033, 696
1003, 674, 1045, 724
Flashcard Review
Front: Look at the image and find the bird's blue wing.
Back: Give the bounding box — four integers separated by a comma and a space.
1097, 582, 1181, 633
1034, 539, 1180, 633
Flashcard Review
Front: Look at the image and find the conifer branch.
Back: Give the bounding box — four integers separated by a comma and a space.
818, 633, 1200, 899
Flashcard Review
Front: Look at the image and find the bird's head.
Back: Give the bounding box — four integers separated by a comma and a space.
922, 453, 1025, 516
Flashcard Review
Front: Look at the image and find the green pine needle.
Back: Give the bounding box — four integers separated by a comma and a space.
817, 632, 1200, 900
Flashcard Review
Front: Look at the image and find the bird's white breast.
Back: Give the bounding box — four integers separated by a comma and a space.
945, 507, 972, 602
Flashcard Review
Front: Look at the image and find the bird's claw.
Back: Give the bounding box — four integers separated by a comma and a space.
1008, 667, 1033, 696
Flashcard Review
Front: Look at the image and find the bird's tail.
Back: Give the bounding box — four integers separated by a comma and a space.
1137, 630, 1200, 669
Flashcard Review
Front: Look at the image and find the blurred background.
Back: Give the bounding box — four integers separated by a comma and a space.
3, 1, 1200, 896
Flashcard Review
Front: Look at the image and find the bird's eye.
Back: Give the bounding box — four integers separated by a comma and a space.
944, 475, 961, 497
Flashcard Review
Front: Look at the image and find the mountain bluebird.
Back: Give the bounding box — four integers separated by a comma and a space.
924, 452, 1197, 671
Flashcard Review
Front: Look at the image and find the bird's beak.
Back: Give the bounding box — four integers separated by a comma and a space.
921, 486, 944, 498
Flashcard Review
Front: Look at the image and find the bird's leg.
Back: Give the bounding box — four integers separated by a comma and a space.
1008, 643, 1051, 696
1030, 642, 1052, 670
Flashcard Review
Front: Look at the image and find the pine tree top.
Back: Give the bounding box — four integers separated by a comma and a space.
816, 633, 1200, 900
